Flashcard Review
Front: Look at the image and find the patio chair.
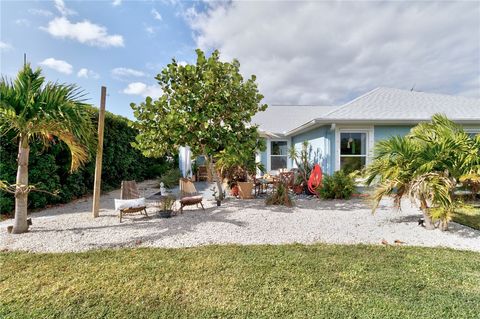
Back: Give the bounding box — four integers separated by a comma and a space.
197, 166, 208, 181
118, 180, 148, 222
280, 171, 295, 189
179, 178, 205, 213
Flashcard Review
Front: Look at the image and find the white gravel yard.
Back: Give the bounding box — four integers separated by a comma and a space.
1, 180, 479, 253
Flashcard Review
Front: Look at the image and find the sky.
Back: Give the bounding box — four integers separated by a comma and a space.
1, 0, 479, 119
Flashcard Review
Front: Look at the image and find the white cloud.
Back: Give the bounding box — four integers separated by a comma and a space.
187, 1, 480, 104
39, 57, 73, 74
42, 16, 124, 47
15, 19, 30, 27
111, 67, 146, 80
152, 8, 162, 21
0, 41, 13, 51
112, 0, 122, 7
145, 25, 155, 35
77, 68, 100, 79
29, 8, 53, 17
54, 0, 76, 16
122, 82, 163, 98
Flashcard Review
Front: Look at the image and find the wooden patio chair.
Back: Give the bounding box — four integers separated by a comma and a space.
280, 171, 295, 189
179, 178, 205, 213
197, 165, 208, 181
119, 180, 148, 222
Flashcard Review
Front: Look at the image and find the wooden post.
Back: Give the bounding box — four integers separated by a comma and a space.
92, 86, 106, 218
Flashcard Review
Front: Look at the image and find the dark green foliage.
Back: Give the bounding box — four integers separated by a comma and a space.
265, 181, 293, 206
1, 245, 479, 318
159, 168, 182, 189
319, 170, 356, 199
0, 108, 170, 214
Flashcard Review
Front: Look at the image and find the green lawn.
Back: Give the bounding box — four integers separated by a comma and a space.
1, 245, 479, 319
453, 206, 480, 230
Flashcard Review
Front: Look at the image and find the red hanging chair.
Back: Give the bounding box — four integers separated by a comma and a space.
308, 164, 323, 197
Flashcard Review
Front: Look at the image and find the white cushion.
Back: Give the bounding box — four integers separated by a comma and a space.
114, 198, 146, 211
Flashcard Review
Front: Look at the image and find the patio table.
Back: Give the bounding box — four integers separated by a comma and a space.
254, 177, 278, 197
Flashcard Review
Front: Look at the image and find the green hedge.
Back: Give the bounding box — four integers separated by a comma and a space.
0, 107, 173, 214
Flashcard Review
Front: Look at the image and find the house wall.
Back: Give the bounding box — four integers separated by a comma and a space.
291, 125, 335, 175
257, 123, 480, 177
373, 125, 413, 143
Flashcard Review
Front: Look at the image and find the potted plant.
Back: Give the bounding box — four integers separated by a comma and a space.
158, 195, 176, 218
211, 186, 225, 206
229, 181, 239, 197
289, 141, 313, 187
191, 161, 198, 182
237, 180, 254, 199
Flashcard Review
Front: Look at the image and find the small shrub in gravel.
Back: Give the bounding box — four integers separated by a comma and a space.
266, 181, 293, 207
159, 168, 183, 189
318, 170, 355, 199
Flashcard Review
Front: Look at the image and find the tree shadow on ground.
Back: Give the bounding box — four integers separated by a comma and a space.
389, 214, 480, 239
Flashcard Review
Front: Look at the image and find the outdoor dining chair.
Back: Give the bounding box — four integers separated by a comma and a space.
118, 180, 148, 222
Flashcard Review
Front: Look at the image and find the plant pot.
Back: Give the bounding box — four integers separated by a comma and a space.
237, 182, 254, 199
231, 185, 239, 197
293, 185, 303, 195
158, 210, 172, 218
216, 200, 221, 206
304, 184, 315, 196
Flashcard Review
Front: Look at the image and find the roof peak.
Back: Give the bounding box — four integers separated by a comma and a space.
374, 87, 480, 101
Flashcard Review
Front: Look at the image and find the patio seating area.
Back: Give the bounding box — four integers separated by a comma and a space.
1, 180, 479, 253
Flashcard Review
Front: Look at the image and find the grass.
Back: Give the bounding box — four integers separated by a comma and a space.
453, 206, 480, 230
1, 244, 479, 319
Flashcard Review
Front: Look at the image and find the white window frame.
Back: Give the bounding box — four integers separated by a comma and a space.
267, 139, 290, 172
335, 126, 374, 171
465, 129, 480, 137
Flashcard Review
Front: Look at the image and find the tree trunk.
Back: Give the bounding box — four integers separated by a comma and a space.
440, 220, 448, 231
205, 155, 224, 200
420, 198, 435, 230
13, 135, 30, 234
206, 156, 214, 182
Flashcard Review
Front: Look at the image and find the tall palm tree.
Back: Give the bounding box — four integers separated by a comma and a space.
0, 64, 94, 233
365, 114, 479, 230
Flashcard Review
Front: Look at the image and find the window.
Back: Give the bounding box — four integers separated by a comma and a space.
339, 132, 367, 173
466, 130, 480, 138
270, 141, 288, 170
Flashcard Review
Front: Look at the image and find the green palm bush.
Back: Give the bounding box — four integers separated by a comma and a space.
365, 114, 480, 230
0, 64, 94, 233
318, 170, 356, 199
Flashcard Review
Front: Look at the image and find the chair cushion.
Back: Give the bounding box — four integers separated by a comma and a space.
180, 195, 203, 205
114, 198, 146, 211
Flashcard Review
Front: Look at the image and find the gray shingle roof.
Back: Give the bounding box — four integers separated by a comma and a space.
254, 88, 480, 136
322, 87, 480, 121
251, 105, 337, 135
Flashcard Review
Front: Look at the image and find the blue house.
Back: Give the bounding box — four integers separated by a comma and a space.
252, 87, 480, 175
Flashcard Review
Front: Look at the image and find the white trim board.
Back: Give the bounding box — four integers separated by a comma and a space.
265, 138, 291, 172
334, 125, 374, 171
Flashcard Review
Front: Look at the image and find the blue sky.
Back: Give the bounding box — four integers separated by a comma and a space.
1, 1, 479, 119
1, 0, 205, 118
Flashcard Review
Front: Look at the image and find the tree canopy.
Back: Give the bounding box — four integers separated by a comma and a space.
130, 49, 267, 161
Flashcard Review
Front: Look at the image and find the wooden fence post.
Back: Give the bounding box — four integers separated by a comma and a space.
92, 86, 106, 218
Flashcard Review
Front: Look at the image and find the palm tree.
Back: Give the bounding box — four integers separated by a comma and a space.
365, 114, 479, 230
0, 64, 94, 233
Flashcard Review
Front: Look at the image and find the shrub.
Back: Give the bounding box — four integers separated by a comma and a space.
266, 181, 293, 207
318, 170, 355, 199
159, 168, 183, 189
